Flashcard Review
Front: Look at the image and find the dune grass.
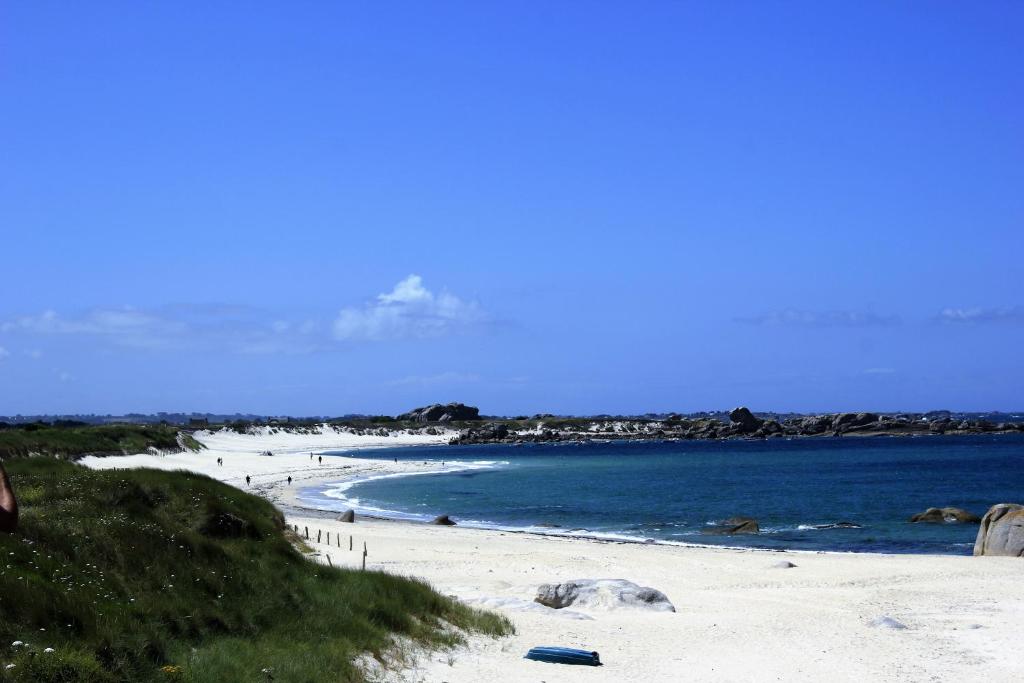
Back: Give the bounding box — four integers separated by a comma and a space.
0, 460, 511, 682
0, 424, 198, 461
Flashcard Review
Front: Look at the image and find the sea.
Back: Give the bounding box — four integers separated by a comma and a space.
297, 434, 1024, 555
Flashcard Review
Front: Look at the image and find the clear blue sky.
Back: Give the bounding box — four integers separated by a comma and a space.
2, 2, 1022, 416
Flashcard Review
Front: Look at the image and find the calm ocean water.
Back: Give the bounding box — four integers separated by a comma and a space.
300, 434, 1024, 555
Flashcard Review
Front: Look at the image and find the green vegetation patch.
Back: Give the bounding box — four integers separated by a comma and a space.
0, 425, 199, 461
0, 460, 510, 682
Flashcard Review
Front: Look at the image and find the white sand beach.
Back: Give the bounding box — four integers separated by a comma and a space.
82, 428, 1024, 682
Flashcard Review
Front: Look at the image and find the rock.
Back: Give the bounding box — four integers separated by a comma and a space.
833, 412, 880, 433
973, 504, 1024, 557
337, 510, 355, 523
702, 516, 759, 535
729, 407, 762, 433
869, 616, 908, 630
813, 522, 862, 529
772, 560, 797, 569
430, 514, 457, 526
909, 507, 981, 524
534, 579, 675, 612
398, 403, 481, 423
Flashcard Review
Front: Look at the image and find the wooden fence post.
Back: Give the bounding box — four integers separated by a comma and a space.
304, 526, 309, 539
349, 535, 353, 551
362, 541, 367, 571
317, 530, 322, 543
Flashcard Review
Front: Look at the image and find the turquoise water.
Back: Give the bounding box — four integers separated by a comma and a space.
301, 434, 1024, 554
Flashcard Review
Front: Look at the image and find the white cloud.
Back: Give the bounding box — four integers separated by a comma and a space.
333, 275, 483, 341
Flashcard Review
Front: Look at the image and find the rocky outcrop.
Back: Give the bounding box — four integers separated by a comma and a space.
535, 579, 675, 612
729, 407, 762, 433
399, 403, 480, 423
338, 509, 355, 523
973, 504, 1024, 557
703, 516, 759, 535
430, 514, 457, 526
909, 507, 981, 524
450, 422, 510, 445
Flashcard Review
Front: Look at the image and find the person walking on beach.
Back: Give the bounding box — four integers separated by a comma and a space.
310, 453, 313, 460
0, 462, 18, 533
287, 475, 292, 485
245, 475, 251, 486
318, 455, 322, 465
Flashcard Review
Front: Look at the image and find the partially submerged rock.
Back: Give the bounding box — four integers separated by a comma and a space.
974, 504, 1024, 557
772, 560, 797, 569
703, 516, 760, 535
909, 507, 981, 524
338, 509, 355, 523
430, 514, 457, 526
534, 579, 675, 612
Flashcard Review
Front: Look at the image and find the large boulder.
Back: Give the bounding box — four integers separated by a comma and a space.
974, 504, 1024, 557
534, 579, 675, 612
729, 407, 762, 433
909, 507, 980, 524
398, 403, 481, 423
337, 509, 355, 523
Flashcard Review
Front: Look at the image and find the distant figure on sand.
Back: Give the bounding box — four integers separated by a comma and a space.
287, 476, 292, 485
310, 453, 313, 460
245, 475, 251, 486
217, 457, 223, 467
0, 462, 18, 533
318, 456, 322, 465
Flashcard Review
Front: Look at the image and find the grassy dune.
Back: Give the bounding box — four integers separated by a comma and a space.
0, 460, 511, 682
0, 425, 201, 461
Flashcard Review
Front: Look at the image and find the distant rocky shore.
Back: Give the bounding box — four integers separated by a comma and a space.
449, 406, 1024, 446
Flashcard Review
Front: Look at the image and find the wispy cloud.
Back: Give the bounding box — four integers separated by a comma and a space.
0, 347, 9, 361
0, 306, 321, 354
385, 371, 481, 388
736, 309, 900, 328
863, 367, 896, 375
333, 275, 483, 341
935, 306, 1024, 325
0, 277, 488, 354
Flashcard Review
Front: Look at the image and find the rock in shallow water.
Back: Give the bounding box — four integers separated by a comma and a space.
909, 507, 980, 524
535, 579, 675, 612
974, 504, 1024, 556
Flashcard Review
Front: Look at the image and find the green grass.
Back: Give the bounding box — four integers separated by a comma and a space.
0, 460, 511, 682
0, 425, 199, 461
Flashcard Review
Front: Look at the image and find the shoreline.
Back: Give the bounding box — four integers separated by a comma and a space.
80, 426, 1024, 681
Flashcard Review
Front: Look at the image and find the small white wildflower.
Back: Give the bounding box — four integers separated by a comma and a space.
11, 641, 23, 647
43, 648, 55, 654
5, 663, 15, 670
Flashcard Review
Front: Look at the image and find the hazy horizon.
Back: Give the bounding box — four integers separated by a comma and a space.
2, 3, 1022, 415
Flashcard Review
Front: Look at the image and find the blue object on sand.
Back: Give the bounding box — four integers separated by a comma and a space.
524, 647, 602, 666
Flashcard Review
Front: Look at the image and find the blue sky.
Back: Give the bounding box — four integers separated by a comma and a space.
1, 2, 1022, 416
